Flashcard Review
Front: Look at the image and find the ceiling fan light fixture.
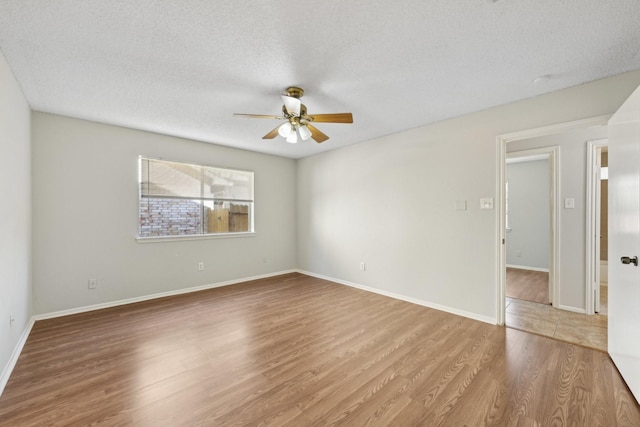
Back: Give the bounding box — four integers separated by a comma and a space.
278, 122, 292, 137
298, 125, 312, 141
286, 131, 298, 144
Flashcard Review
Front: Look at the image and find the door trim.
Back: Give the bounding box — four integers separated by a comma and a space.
496, 114, 611, 325
586, 139, 608, 315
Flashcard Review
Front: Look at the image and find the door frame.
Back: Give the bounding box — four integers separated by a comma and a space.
586, 139, 608, 314
496, 115, 611, 325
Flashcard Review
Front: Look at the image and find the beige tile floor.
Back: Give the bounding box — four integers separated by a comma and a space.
505, 285, 608, 352
599, 285, 608, 315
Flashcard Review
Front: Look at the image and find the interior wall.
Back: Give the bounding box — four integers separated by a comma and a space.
31, 113, 297, 315
297, 70, 640, 321
506, 159, 549, 270
0, 51, 31, 381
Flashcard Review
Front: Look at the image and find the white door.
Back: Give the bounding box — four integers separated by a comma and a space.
608, 84, 640, 403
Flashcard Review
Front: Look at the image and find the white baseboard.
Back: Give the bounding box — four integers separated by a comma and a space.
33, 269, 297, 321
0, 318, 35, 397
506, 264, 549, 272
297, 270, 496, 325
558, 304, 586, 314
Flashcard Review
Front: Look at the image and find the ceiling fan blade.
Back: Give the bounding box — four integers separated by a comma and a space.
262, 125, 282, 139
307, 113, 353, 123
281, 95, 301, 116
234, 113, 284, 119
307, 124, 330, 143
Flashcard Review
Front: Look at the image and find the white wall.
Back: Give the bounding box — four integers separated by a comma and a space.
506, 159, 549, 269
508, 125, 608, 310
32, 113, 297, 315
297, 70, 640, 321
0, 51, 31, 384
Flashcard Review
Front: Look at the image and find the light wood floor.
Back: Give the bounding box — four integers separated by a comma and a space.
1, 273, 638, 426
506, 267, 549, 304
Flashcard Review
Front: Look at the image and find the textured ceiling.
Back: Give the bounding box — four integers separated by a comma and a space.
1, 1, 639, 159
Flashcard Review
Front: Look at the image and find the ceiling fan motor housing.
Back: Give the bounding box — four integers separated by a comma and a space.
285, 87, 304, 98
282, 104, 307, 119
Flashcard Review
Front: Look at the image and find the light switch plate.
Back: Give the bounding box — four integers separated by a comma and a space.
480, 198, 494, 209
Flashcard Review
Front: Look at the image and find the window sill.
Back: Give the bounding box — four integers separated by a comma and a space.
136, 232, 255, 244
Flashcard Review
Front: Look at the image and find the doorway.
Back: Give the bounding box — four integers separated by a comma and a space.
497, 117, 611, 351
497, 116, 611, 325
502, 146, 560, 340
586, 139, 609, 316
505, 152, 552, 305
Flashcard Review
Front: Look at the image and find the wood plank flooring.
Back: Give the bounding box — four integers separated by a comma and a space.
1, 273, 638, 426
506, 267, 549, 304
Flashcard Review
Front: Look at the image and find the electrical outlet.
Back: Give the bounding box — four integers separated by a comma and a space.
564, 198, 575, 209
88, 279, 97, 289
516, 250, 522, 258
198, 261, 205, 271
360, 262, 366, 271
262, 257, 268, 263
480, 198, 494, 209
9, 314, 15, 328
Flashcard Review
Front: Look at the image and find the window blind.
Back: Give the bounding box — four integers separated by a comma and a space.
139, 157, 254, 202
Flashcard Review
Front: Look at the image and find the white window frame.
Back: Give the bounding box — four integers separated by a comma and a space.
137, 156, 255, 243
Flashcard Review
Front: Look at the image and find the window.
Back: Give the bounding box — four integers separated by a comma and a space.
139, 157, 254, 238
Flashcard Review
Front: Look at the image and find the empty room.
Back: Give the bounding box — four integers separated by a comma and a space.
2, 1, 640, 425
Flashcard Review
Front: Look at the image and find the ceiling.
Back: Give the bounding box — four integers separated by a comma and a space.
1, 1, 639, 159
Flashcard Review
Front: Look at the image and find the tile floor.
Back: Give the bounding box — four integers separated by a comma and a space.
505, 286, 608, 352
599, 285, 608, 315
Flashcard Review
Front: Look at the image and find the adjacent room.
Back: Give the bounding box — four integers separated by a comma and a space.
2, 1, 640, 425
503, 127, 610, 352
